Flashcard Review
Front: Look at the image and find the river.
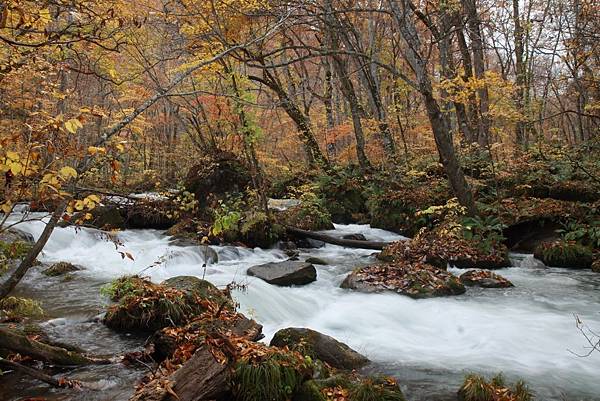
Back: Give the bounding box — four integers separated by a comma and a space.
2, 215, 600, 401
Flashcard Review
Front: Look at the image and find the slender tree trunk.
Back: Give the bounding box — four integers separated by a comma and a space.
324, 1, 371, 170
462, 0, 491, 147
513, 0, 527, 149
388, 0, 477, 215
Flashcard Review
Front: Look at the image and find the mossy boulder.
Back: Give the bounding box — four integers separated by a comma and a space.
238, 211, 284, 248
459, 270, 514, 288
103, 275, 231, 332
42, 262, 80, 276
184, 152, 251, 208
162, 276, 233, 309
270, 327, 369, 370
533, 240, 593, 269
278, 204, 334, 231
341, 262, 465, 299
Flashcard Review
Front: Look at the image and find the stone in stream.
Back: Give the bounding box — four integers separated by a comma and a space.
341, 261, 465, 298
341, 233, 367, 241
459, 270, 514, 288
270, 327, 369, 370
247, 261, 317, 286
42, 262, 81, 276
162, 276, 232, 308
305, 257, 328, 265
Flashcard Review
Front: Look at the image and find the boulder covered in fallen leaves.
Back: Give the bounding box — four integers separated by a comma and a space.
248, 261, 317, 286
184, 151, 251, 209
103, 276, 230, 332
42, 261, 80, 276
162, 276, 233, 309
270, 327, 369, 370
592, 258, 600, 273
379, 232, 510, 270
459, 270, 514, 288
341, 262, 465, 299
533, 240, 593, 269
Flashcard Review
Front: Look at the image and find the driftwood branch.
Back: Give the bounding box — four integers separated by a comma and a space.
286, 227, 390, 250
0, 358, 81, 389
0, 327, 109, 366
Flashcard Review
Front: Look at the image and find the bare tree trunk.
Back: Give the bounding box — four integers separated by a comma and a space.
388, 0, 477, 215
462, 0, 491, 147
513, 0, 527, 149
324, 1, 371, 170
249, 72, 332, 172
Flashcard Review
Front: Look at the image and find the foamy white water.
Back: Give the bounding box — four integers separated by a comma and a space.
8, 213, 600, 400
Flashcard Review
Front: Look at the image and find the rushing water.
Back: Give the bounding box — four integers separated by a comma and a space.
3, 214, 600, 401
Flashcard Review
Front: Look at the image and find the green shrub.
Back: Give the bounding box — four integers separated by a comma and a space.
0, 296, 44, 320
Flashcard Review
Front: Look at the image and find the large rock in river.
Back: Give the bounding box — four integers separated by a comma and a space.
162, 276, 233, 309
270, 327, 369, 370
341, 262, 465, 298
459, 270, 514, 288
247, 261, 317, 286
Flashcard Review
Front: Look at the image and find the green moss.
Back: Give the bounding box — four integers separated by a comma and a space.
534, 240, 593, 268
233, 353, 308, 401
458, 374, 534, 401
102, 276, 213, 332
349, 376, 406, 401
0, 297, 44, 319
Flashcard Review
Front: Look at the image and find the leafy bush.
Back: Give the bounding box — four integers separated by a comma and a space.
461, 215, 507, 253
558, 220, 600, 249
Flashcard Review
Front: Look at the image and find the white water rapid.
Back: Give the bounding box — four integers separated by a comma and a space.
7, 213, 600, 400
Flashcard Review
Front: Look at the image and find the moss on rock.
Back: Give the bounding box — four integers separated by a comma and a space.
534, 240, 593, 269
42, 261, 80, 276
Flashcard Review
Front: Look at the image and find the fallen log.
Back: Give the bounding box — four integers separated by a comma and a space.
0, 327, 106, 366
0, 358, 82, 389
286, 227, 391, 250
130, 346, 231, 401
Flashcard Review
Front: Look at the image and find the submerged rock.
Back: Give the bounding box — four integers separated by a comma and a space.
533, 240, 593, 269
459, 270, 514, 288
341, 262, 465, 298
247, 261, 317, 286
305, 257, 328, 265
342, 233, 367, 241
42, 262, 80, 276
270, 327, 369, 370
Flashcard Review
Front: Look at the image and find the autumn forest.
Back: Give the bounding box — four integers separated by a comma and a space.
0, 0, 599, 400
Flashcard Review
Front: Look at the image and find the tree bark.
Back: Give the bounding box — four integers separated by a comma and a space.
0, 327, 102, 366
388, 0, 478, 215
287, 226, 390, 250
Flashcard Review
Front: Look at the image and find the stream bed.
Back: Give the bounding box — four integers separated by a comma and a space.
2, 217, 600, 401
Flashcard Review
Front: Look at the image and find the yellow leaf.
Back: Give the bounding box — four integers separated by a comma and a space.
59, 166, 78, 179
74, 200, 85, 211
65, 119, 83, 134
1, 202, 12, 214
9, 162, 21, 175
